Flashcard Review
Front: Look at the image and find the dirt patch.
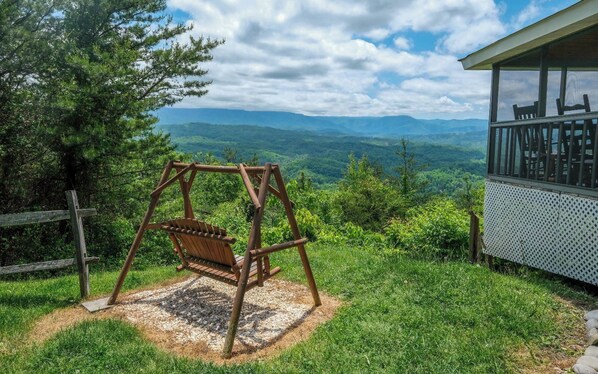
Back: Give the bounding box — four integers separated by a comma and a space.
510, 296, 588, 373
30, 276, 341, 364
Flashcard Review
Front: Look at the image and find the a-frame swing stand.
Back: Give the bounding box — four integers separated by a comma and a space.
95, 161, 321, 358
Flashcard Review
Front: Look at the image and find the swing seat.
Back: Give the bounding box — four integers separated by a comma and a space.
150, 218, 305, 290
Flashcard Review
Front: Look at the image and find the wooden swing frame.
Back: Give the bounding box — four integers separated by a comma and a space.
107, 161, 321, 358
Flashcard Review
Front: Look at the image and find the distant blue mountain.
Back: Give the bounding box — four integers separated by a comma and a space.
155, 108, 487, 138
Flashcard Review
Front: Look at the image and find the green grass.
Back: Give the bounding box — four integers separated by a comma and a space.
0, 244, 594, 373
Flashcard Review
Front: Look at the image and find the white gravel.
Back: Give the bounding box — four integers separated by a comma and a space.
113, 276, 314, 351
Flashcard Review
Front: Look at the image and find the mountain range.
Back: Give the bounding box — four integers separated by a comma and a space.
155, 108, 487, 138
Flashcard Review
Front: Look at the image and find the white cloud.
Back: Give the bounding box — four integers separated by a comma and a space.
165, 0, 547, 119
393, 36, 411, 50
364, 28, 390, 41
512, 0, 541, 29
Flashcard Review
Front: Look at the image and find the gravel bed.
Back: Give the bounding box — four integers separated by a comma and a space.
114, 276, 315, 351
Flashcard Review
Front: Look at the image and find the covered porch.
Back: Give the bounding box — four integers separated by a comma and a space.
462, 1, 598, 198
461, 1, 598, 285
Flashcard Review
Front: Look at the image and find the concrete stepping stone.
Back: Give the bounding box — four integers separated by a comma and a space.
585, 310, 598, 321
574, 364, 598, 374
578, 356, 598, 371
586, 346, 598, 358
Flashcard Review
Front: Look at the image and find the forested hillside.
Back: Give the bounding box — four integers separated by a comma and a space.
158, 122, 486, 190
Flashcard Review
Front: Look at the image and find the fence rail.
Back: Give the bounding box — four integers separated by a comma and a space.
0, 209, 96, 228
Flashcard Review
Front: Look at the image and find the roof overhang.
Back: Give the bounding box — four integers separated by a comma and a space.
460, 0, 598, 70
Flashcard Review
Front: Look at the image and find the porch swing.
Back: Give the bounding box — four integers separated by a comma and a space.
106, 161, 321, 358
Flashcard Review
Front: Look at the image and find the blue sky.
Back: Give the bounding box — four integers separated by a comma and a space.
166, 0, 579, 119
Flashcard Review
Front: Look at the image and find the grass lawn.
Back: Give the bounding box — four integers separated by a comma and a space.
0, 243, 595, 373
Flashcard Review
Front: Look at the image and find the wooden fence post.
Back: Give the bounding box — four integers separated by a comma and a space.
66, 190, 90, 298
469, 211, 480, 264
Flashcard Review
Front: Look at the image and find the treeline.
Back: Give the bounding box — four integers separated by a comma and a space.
150, 146, 485, 264
0, 0, 220, 266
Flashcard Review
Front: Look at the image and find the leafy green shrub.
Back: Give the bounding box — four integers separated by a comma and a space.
340, 222, 387, 248
135, 230, 177, 267
386, 199, 469, 260
286, 179, 342, 226
337, 155, 406, 231
314, 222, 386, 251
205, 200, 251, 253
89, 216, 136, 262
315, 229, 344, 246
278, 208, 322, 242
261, 225, 286, 247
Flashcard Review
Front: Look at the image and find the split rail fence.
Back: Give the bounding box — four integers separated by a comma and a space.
0, 190, 98, 297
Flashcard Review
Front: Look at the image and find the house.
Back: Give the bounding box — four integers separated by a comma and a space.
460, 0, 598, 285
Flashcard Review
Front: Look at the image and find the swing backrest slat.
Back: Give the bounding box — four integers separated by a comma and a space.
161, 218, 237, 267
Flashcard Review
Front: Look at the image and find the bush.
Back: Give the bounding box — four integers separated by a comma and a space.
205, 200, 251, 254
89, 216, 136, 261
386, 199, 469, 260
335, 154, 409, 232
277, 208, 322, 242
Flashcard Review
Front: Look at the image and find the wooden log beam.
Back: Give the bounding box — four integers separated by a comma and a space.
468, 211, 480, 264
252, 172, 295, 208
239, 164, 261, 209
151, 163, 193, 197
66, 190, 92, 298
172, 162, 278, 175
250, 238, 308, 258
273, 167, 321, 306
0, 257, 99, 275
179, 176, 195, 219
246, 267, 281, 291
0, 209, 96, 228
223, 163, 272, 358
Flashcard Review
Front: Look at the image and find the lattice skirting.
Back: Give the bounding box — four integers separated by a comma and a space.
484, 180, 598, 285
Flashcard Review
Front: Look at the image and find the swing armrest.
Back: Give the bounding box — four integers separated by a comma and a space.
250, 238, 308, 258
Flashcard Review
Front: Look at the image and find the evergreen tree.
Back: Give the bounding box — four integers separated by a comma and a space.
338, 154, 404, 231
0, 1, 222, 261
223, 147, 238, 164
394, 138, 427, 203
36, 0, 222, 201
0, 0, 58, 212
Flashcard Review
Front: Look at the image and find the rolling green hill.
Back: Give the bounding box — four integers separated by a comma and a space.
158, 122, 486, 188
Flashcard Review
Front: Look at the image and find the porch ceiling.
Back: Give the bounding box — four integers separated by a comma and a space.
460, 0, 598, 70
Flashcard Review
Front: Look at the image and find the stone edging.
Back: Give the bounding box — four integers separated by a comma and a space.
573, 310, 598, 374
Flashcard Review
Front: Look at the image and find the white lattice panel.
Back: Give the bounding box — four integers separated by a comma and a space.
556, 194, 598, 284
484, 182, 561, 264
484, 180, 598, 285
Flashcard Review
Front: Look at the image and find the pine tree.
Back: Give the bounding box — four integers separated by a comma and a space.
37, 0, 222, 199
394, 138, 427, 203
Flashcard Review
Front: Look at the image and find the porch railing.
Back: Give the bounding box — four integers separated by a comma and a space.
488, 111, 598, 197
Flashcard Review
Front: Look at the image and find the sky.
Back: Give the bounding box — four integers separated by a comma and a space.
166, 0, 579, 119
